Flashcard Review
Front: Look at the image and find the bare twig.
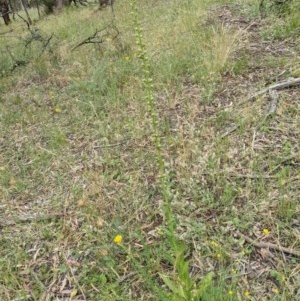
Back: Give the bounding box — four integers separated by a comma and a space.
72, 22, 119, 51
5, 46, 27, 71
72, 29, 99, 51
235, 231, 300, 257
37, 34, 53, 58
93, 139, 130, 148
269, 152, 300, 174
228, 173, 276, 179
222, 78, 284, 137
0, 213, 63, 227
117, 272, 137, 283
248, 77, 300, 101
221, 124, 239, 138
16, 12, 31, 29
255, 88, 279, 130
268, 89, 279, 115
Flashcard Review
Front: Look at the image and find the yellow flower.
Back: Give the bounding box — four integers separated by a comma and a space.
281, 276, 285, 282
114, 234, 123, 245
54, 107, 61, 113
231, 268, 237, 274
244, 291, 250, 297
70, 289, 77, 297
228, 290, 233, 295
263, 228, 270, 235
216, 253, 221, 259
273, 288, 279, 294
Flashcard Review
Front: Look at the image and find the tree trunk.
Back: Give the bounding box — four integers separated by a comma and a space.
99, 0, 114, 9
0, 0, 11, 25
55, 0, 63, 11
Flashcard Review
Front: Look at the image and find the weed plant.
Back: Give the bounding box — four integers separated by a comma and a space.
0, 0, 299, 300
130, 0, 217, 299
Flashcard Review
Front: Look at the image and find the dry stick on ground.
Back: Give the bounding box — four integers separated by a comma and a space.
228, 173, 276, 179
267, 89, 279, 115
255, 88, 279, 130
0, 213, 64, 228
221, 77, 300, 138
247, 77, 300, 101
269, 152, 300, 174
93, 139, 130, 148
72, 22, 119, 51
235, 231, 300, 257
220, 124, 240, 138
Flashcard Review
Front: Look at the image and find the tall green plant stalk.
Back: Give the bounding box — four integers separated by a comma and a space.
130, 3, 214, 300
130, 0, 176, 245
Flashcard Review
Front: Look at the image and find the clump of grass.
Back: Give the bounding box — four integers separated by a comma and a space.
201, 25, 242, 79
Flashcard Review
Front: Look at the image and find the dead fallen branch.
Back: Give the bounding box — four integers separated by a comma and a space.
267, 89, 279, 115
248, 77, 300, 101
255, 88, 279, 130
222, 77, 297, 137
72, 22, 119, 51
93, 139, 130, 148
235, 231, 300, 257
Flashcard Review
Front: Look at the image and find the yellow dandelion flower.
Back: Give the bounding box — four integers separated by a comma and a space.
244, 291, 250, 297
114, 234, 123, 245
216, 253, 221, 259
211, 240, 217, 246
231, 268, 237, 274
54, 107, 61, 113
228, 290, 233, 295
263, 228, 270, 235
273, 288, 279, 294
70, 288, 77, 297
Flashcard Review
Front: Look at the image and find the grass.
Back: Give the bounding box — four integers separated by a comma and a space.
1, 0, 300, 300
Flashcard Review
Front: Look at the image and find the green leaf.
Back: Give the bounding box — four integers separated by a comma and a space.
160, 274, 179, 295
192, 271, 214, 299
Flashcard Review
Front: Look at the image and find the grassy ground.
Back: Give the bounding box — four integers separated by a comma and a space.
1, 0, 300, 300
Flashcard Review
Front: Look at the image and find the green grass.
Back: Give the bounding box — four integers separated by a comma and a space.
1, 0, 300, 300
